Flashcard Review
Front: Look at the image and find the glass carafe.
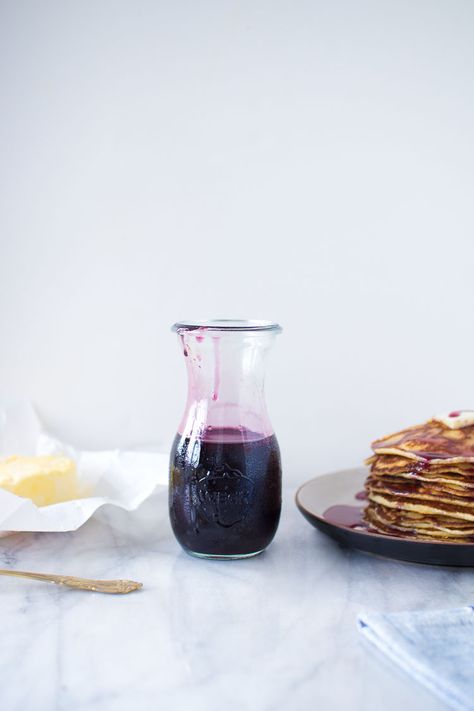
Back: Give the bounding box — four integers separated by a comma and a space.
169, 319, 282, 559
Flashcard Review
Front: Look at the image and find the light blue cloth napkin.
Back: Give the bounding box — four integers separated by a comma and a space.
358, 607, 474, 711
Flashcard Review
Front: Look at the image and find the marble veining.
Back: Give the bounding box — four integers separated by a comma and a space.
0, 477, 472, 711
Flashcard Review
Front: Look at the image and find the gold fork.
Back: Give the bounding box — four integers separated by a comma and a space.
0, 568, 143, 594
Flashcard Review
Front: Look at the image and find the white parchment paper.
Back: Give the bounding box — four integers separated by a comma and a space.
0, 403, 168, 532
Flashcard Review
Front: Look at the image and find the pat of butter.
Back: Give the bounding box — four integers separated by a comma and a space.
0, 455, 78, 506
432, 411, 474, 430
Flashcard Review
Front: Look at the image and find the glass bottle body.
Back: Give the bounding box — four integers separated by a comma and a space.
169, 320, 282, 559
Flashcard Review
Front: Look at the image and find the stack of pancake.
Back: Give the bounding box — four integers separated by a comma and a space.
363, 411, 474, 542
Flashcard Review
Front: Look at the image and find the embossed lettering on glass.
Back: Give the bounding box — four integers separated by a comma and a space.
169, 320, 283, 559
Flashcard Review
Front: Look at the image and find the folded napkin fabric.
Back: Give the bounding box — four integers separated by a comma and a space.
358, 607, 474, 711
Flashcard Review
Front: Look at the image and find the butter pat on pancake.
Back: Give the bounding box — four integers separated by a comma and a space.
432, 411, 474, 430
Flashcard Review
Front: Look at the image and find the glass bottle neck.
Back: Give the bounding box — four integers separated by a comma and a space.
177, 331, 276, 439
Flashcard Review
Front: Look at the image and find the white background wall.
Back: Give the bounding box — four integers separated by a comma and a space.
1, 0, 473, 478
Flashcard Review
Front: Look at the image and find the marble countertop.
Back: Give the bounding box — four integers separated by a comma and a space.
1, 477, 472, 711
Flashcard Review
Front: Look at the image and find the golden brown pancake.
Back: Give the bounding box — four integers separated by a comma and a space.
366, 475, 474, 499
372, 418, 474, 463
367, 504, 474, 530
367, 492, 474, 520
367, 454, 474, 478
364, 505, 474, 542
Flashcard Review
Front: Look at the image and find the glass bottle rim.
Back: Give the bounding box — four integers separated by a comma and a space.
171, 319, 282, 333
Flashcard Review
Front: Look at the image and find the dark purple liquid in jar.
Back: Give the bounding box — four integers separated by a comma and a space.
169, 427, 282, 557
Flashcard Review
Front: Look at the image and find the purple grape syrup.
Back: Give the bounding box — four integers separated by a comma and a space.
169, 427, 282, 557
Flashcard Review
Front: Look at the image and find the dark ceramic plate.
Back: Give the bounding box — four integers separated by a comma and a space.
295, 467, 474, 567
